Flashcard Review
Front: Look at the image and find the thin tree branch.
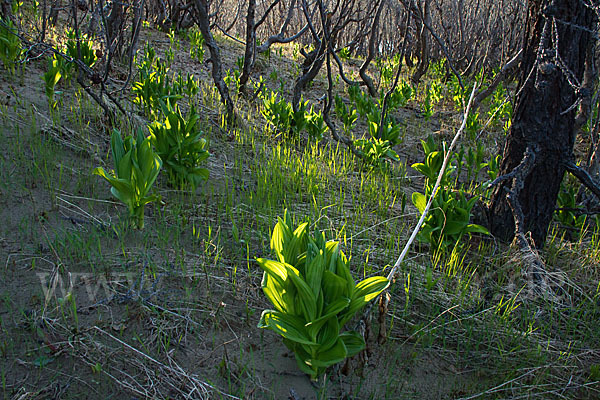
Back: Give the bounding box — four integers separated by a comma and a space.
379, 5, 411, 127
565, 160, 600, 201
472, 49, 522, 111
386, 83, 479, 282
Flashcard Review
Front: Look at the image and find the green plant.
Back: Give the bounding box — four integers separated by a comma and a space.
305, 108, 328, 141
455, 142, 488, 186
223, 68, 241, 92
450, 74, 466, 111
46, 29, 98, 86
480, 153, 501, 197
268, 69, 278, 82
133, 71, 180, 118
148, 104, 209, 188
345, 86, 404, 166
413, 136, 454, 186
236, 56, 244, 70
554, 180, 587, 232
422, 89, 434, 121
367, 115, 401, 145
164, 29, 179, 66
65, 29, 97, 69
348, 85, 376, 118
43, 57, 62, 110
136, 42, 159, 76
411, 138, 489, 253
486, 80, 513, 135
0, 19, 21, 74
174, 72, 200, 100
257, 212, 389, 380
262, 91, 293, 135
93, 129, 162, 229
378, 57, 398, 88
11, 0, 21, 14
386, 80, 414, 110
488, 81, 512, 122
354, 137, 400, 167
334, 95, 357, 134
350, 85, 404, 146
465, 111, 481, 139
291, 100, 308, 134
167, 29, 180, 51
422, 81, 442, 121
261, 93, 325, 140
338, 47, 350, 60
430, 59, 446, 80
485, 153, 501, 182
412, 186, 488, 253
132, 42, 199, 118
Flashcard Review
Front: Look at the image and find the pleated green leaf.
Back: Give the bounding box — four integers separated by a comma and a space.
286, 265, 317, 321
310, 338, 347, 368
257, 211, 389, 380
256, 258, 289, 287
322, 270, 347, 304
353, 276, 390, 301
258, 310, 316, 346
340, 331, 366, 357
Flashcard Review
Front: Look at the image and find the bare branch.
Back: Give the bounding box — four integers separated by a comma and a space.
565, 160, 600, 201
385, 83, 479, 282
192, 0, 235, 123
358, 0, 384, 96
472, 49, 522, 111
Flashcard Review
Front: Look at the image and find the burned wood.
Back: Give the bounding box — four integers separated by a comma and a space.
472, 49, 523, 111
379, 4, 411, 127
256, 0, 307, 53
565, 160, 600, 201
358, 0, 384, 97
192, 0, 235, 123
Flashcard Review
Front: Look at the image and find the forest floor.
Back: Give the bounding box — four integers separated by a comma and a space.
0, 22, 599, 400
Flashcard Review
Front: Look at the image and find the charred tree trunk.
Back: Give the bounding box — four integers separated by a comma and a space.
49, 0, 61, 25
358, 0, 385, 97
292, 40, 325, 109
488, 0, 595, 247
291, 0, 325, 110
105, 0, 128, 58
411, 0, 430, 84
238, 0, 256, 94
192, 0, 235, 122
0, 0, 13, 21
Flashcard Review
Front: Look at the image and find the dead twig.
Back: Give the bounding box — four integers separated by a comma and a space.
386, 83, 479, 282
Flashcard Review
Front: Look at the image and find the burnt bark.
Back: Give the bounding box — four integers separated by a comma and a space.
49, 0, 61, 26
358, 0, 385, 97
0, 0, 13, 21
488, 0, 595, 247
291, 0, 324, 110
411, 0, 431, 84
292, 40, 326, 109
256, 0, 306, 53
238, 0, 256, 94
192, 0, 235, 122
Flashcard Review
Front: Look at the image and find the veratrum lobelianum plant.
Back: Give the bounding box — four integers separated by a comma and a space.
411, 138, 489, 254
257, 212, 389, 380
43, 56, 62, 110
0, 19, 22, 74
65, 29, 98, 69
132, 44, 185, 119
261, 92, 327, 140
148, 104, 209, 188
93, 129, 162, 229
